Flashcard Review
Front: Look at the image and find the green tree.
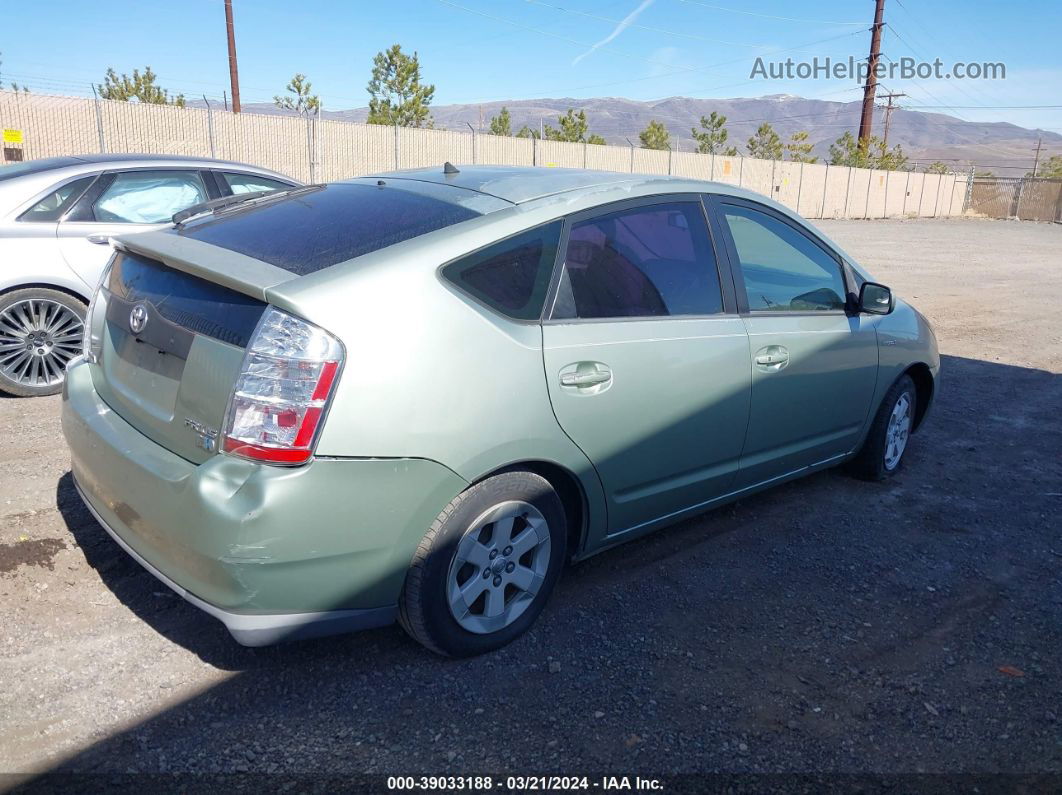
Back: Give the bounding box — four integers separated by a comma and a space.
543, 109, 605, 144
871, 139, 908, 171
924, 161, 949, 174
98, 66, 184, 106
785, 130, 817, 163
638, 120, 670, 150
829, 131, 909, 170
1030, 155, 1062, 178
691, 111, 736, 155
366, 44, 434, 127
274, 73, 320, 116
515, 125, 540, 140
829, 131, 872, 168
747, 122, 783, 160
489, 107, 512, 137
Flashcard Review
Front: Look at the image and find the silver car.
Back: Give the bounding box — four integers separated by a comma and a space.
0, 155, 297, 396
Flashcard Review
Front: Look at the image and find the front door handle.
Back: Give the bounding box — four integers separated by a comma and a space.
754, 345, 790, 371
87, 234, 111, 245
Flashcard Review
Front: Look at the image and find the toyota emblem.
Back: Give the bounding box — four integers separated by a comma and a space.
129, 303, 149, 335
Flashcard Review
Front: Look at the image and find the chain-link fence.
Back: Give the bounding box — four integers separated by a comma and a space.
967, 176, 1062, 222
0, 90, 970, 220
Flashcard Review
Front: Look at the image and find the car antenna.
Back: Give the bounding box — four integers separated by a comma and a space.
443, 161, 460, 175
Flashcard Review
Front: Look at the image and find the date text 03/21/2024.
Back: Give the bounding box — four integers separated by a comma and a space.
386, 776, 665, 791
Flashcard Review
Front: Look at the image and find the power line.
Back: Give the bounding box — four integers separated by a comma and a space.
888, 104, 1062, 110
675, 0, 866, 26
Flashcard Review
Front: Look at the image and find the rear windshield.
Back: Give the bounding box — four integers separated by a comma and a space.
174, 182, 483, 275
108, 250, 266, 347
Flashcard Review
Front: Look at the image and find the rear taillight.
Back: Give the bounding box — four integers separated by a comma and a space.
222, 307, 343, 465
79, 260, 112, 366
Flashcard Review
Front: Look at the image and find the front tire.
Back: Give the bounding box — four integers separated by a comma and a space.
399, 471, 567, 657
849, 374, 917, 481
0, 288, 86, 398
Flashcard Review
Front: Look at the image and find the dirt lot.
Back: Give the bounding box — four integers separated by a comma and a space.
0, 218, 1059, 779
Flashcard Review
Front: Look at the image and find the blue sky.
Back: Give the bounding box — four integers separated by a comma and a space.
4, 0, 1060, 132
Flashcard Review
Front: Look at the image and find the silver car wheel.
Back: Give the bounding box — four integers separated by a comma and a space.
0, 298, 84, 389
883, 391, 913, 471
0, 297, 83, 388
446, 500, 552, 635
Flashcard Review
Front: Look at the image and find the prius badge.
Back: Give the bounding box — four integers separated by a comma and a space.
184, 417, 219, 452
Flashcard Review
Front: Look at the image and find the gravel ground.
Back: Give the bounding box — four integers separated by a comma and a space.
0, 218, 1059, 779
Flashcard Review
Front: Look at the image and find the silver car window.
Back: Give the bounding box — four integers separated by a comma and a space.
93, 170, 208, 224
18, 175, 97, 222
221, 172, 292, 195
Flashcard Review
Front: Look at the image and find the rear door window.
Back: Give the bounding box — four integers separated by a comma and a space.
551, 201, 724, 320
442, 222, 562, 320
92, 170, 209, 224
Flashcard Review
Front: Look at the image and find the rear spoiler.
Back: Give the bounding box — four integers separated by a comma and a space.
112, 232, 298, 302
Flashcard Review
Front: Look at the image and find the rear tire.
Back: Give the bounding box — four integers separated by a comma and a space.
399, 471, 567, 657
0, 288, 86, 398
849, 374, 917, 481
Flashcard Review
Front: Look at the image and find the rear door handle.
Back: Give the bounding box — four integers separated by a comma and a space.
560, 370, 611, 387
558, 362, 612, 391
753, 345, 790, 371
87, 234, 111, 245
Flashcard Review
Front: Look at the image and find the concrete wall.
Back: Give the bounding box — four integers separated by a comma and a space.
0, 90, 969, 219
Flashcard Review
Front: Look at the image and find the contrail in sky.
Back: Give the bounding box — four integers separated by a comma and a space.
572, 0, 657, 65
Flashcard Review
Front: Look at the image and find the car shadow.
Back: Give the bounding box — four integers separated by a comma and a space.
42, 352, 1062, 776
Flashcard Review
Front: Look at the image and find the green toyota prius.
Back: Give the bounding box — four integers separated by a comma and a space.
62, 166, 939, 656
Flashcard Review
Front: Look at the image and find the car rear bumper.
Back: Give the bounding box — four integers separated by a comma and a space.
62, 360, 467, 645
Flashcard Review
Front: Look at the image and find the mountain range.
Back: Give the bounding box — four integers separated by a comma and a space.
205, 94, 1061, 174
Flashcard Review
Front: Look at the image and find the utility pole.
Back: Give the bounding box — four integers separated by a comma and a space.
879, 92, 906, 147
224, 0, 241, 113
1031, 136, 1043, 177
858, 0, 886, 147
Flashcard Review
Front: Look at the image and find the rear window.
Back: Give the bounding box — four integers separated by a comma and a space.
175, 183, 483, 276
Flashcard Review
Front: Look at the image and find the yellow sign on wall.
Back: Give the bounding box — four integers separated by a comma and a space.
2, 129, 23, 144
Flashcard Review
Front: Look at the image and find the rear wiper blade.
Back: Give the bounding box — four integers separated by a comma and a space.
172, 184, 325, 227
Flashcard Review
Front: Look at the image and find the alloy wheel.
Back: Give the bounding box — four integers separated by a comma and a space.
446, 500, 552, 634
0, 298, 84, 389
883, 391, 913, 470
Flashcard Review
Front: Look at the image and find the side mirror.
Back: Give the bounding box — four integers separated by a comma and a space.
858, 282, 893, 315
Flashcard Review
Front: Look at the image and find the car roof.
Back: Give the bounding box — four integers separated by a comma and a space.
366, 165, 674, 205
72, 153, 274, 167
0, 154, 294, 182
